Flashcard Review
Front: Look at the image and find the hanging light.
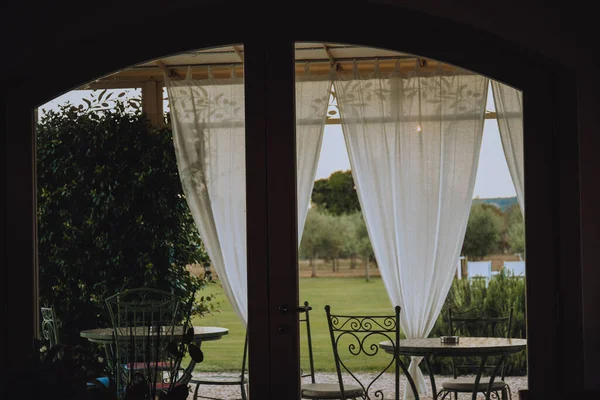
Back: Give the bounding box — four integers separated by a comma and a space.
416, 124, 422, 132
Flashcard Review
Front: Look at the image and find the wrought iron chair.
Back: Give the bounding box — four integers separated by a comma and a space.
105, 288, 186, 399
322, 305, 418, 400
40, 306, 111, 390
439, 307, 514, 400
190, 332, 248, 400
41, 306, 60, 347
300, 301, 316, 388
300, 300, 352, 399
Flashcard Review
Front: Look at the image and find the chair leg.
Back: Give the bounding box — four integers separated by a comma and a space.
501, 387, 508, 400
193, 382, 201, 400
241, 381, 247, 400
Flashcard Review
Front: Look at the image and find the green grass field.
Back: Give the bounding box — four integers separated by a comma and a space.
190, 277, 394, 372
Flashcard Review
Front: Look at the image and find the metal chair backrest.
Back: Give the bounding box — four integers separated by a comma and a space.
300, 301, 316, 384
105, 288, 182, 398
448, 307, 514, 379
325, 305, 417, 400
41, 306, 60, 347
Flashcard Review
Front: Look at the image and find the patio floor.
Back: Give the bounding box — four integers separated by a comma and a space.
187, 371, 527, 399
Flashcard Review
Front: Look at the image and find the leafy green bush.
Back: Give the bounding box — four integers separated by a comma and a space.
37, 92, 213, 346
429, 270, 527, 375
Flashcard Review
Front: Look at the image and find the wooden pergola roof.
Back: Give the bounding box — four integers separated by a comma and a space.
78, 43, 496, 125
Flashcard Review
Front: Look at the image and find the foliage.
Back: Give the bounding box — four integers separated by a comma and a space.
339, 213, 360, 262
461, 203, 504, 259
504, 203, 523, 227
300, 209, 374, 274
339, 212, 371, 267
2, 335, 196, 400
2, 339, 108, 400
36, 91, 213, 347
472, 196, 518, 212
430, 270, 527, 375
310, 172, 526, 259
300, 209, 339, 261
341, 212, 374, 268
507, 222, 525, 256
299, 208, 324, 262
311, 170, 361, 215
505, 204, 525, 258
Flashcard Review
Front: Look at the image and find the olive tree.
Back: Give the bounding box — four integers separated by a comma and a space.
461, 203, 503, 260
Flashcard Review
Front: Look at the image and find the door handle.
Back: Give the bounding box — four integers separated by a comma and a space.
278, 304, 311, 313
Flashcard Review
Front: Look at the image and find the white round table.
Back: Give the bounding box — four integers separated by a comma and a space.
81, 326, 229, 344
81, 326, 229, 384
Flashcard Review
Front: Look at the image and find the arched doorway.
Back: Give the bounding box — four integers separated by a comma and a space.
4, 4, 576, 398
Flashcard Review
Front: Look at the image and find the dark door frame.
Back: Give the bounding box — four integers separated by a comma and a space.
2, 4, 582, 398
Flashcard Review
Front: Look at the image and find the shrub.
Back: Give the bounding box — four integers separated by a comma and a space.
429, 270, 527, 375
37, 92, 213, 346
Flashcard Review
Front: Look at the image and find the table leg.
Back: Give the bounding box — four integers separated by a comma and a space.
485, 355, 506, 400
472, 356, 488, 400
424, 355, 437, 399
103, 343, 117, 384
179, 340, 203, 384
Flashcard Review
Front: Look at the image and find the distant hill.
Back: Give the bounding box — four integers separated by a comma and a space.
472, 196, 518, 211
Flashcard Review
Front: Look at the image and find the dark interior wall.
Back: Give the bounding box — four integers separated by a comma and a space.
0, 0, 582, 86
0, 0, 580, 80
577, 65, 600, 390
0, 0, 583, 103
1, 0, 598, 391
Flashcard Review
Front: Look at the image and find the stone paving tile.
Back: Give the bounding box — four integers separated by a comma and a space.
186, 372, 527, 399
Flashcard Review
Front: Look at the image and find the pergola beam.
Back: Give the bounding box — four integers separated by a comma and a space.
155, 59, 182, 79
80, 81, 144, 90
322, 44, 336, 66
233, 46, 244, 62
86, 58, 461, 85
74, 51, 500, 125
141, 81, 163, 126
155, 60, 168, 71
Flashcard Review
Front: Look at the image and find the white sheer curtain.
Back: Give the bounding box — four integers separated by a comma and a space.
492, 81, 525, 215
335, 62, 488, 399
166, 69, 331, 324
165, 71, 248, 324
295, 71, 332, 243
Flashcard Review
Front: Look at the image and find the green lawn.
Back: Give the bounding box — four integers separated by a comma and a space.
190, 277, 395, 372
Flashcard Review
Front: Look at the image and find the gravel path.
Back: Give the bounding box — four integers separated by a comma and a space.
186, 372, 527, 399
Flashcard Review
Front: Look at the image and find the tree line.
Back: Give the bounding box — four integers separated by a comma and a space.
300, 170, 525, 278
300, 209, 375, 279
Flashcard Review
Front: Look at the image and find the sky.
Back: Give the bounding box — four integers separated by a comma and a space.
312, 84, 516, 198
317, 119, 516, 199
39, 85, 517, 199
